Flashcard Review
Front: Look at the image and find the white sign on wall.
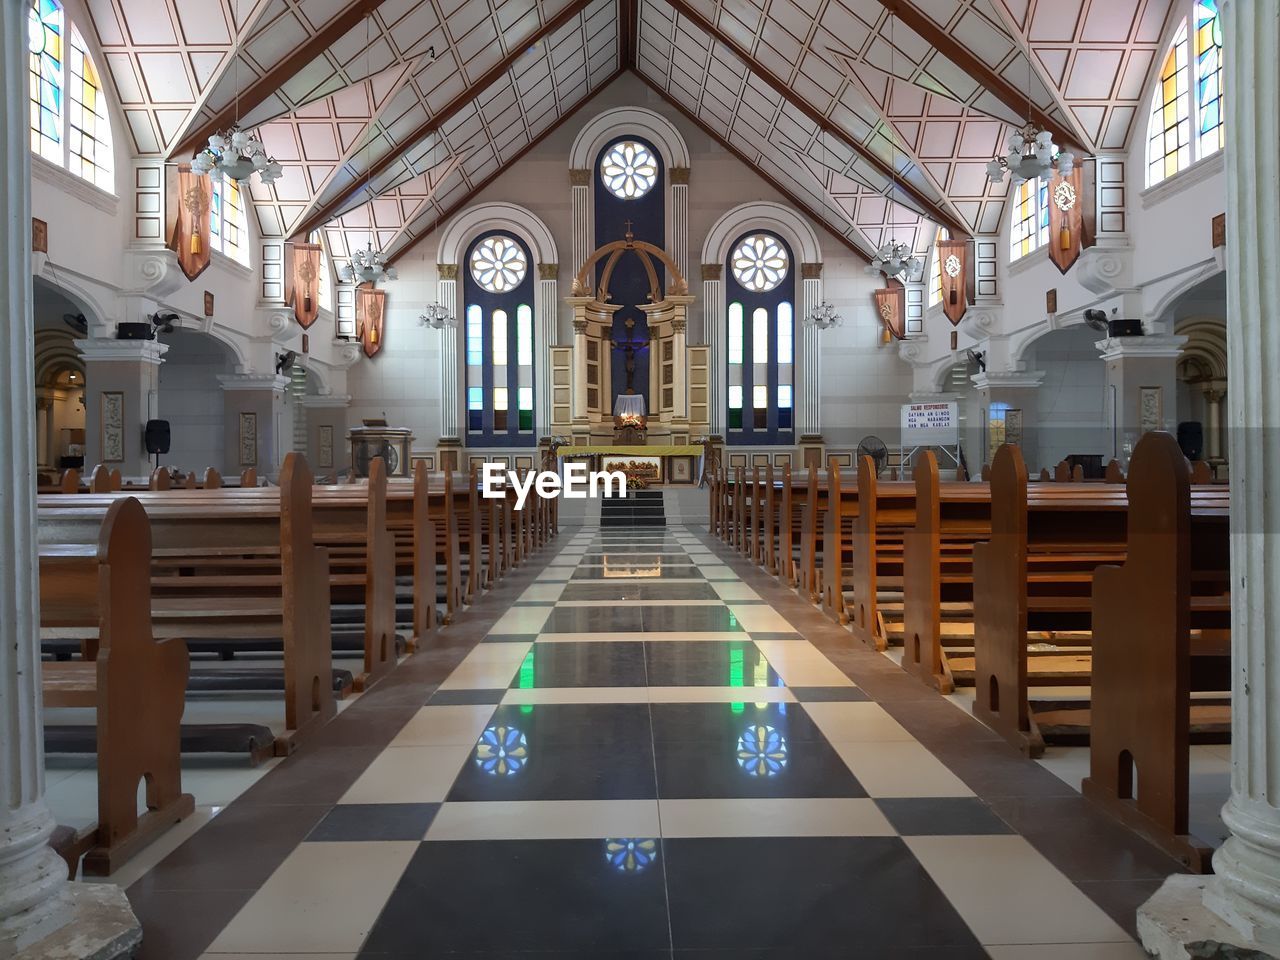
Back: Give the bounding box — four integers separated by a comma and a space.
901, 401, 959, 447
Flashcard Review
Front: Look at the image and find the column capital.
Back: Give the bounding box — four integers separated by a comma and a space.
701, 264, 722, 282
801, 262, 823, 279
1095, 334, 1187, 361
569, 168, 591, 186
74, 337, 168, 365
971, 370, 1046, 390
437, 263, 458, 281
669, 167, 690, 185
572, 318, 589, 334
218, 373, 290, 393
538, 263, 559, 280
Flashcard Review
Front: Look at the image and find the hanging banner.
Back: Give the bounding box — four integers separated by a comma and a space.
937, 238, 971, 326
286, 242, 322, 329
356, 284, 386, 359
1048, 166, 1086, 275
165, 165, 212, 282
874, 282, 907, 341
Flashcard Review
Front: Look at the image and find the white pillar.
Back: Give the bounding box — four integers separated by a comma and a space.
1, 0, 138, 951
570, 171, 590, 277
571, 319, 588, 422
536, 264, 557, 441
1138, 2, 1280, 955
1203, 384, 1226, 463
703, 265, 723, 436
672, 317, 688, 422
670, 168, 690, 288
800, 264, 823, 439
34, 396, 49, 469
438, 266, 460, 442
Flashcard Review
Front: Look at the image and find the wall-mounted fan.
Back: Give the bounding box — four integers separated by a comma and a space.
857, 435, 889, 477
965, 348, 986, 372
63, 312, 87, 334
275, 350, 297, 375
149, 311, 177, 334
1083, 308, 1112, 334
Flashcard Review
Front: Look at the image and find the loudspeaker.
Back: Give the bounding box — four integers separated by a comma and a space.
144, 419, 171, 455
1107, 318, 1144, 337
1177, 421, 1204, 462
116, 322, 154, 340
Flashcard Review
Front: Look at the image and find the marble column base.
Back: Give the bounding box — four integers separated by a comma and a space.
5, 885, 140, 960
1138, 875, 1279, 960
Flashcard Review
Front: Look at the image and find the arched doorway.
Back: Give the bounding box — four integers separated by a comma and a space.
33, 279, 90, 477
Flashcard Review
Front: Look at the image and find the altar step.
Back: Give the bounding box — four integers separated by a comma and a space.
601, 489, 666, 527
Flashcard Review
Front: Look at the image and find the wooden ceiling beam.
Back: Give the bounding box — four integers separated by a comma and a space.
619, 0, 638, 69
293, 0, 597, 241
631, 69, 873, 263
170, 0, 388, 161
387, 67, 626, 267
876, 0, 1085, 154
663, 0, 969, 240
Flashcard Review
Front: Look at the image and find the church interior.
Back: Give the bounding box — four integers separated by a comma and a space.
4, 0, 1278, 958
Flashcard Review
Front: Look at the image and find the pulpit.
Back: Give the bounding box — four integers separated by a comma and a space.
348, 420, 413, 478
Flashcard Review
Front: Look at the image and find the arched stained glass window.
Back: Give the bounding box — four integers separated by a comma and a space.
1195, 0, 1224, 157
28, 0, 114, 191
1009, 179, 1049, 262
464, 231, 536, 446
1147, 20, 1191, 186
928, 227, 950, 307
726, 230, 794, 445
1146, 2, 1224, 188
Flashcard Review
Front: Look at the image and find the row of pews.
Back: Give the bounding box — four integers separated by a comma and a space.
710, 432, 1230, 871
35, 454, 559, 876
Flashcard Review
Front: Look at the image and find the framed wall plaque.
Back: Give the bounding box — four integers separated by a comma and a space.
317, 424, 334, 468
32, 218, 47, 254
238, 412, 258, 466
1212, 213, 1226, 249
1140, 387, 1163, 434
203, 290, 215, 317
101, 392, 124, 462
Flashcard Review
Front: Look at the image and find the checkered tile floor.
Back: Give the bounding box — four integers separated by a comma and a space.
187, 525, 1148, 960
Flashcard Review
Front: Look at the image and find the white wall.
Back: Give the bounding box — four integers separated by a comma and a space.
157, 330, 235, 474
1024, 325, 1111, 466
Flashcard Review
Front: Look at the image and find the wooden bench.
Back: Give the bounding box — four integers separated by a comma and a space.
1081, 431, 1231, 871
820, 460, 860, 623
847, 459, 915, 652
39, 497, 193, 876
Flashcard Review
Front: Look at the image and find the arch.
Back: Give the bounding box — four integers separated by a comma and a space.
34, 328, 84, 385
571, 238, 688, 301
1176, 317, 1227, 381
702, 202, 822, 269
34, 270, 111, 334
570, 107, 690, 170
437, 202, 558, 268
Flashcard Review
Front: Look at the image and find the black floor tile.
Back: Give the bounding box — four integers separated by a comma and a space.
359, 840, 670, 956
306, 803, 439, 842
643, 641, 781, 687
650, 702, 828, 743
541, 606, 647, 633
427, 688, 507, 705
788, 686, 872, 702
642, 605, 744, 633
572, 564, 702, 580
663, 837, 985, 954
484, 703, 652, 745
515, 641, 648, 687
875, 797, 1013, 836
654, 736, 866, 799
560, 582, 721, 602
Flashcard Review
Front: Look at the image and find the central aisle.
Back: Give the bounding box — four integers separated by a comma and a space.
188, 524, 1150, 960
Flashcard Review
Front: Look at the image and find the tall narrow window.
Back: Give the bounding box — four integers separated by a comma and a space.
1009, 178, 1049, 262
463, 232, 536, 446
1147, 20, 1191, 186
28, 0, 63, 164
211, 179, 248, 264
1195, 1, 1223, 158
726, 231, 795, 445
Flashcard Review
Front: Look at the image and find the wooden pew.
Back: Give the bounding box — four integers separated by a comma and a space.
39, 454, 335, 755
847, 458, 916, 651
821, 460, 860, 623
1081, 431, 1230, 871
149, 466, 172, 490
60, 468, 81, 493
39, 497, 193, 875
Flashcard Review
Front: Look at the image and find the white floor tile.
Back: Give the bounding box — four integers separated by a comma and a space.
984, 944, 1147, 959
517, 583, 566, 603
501, 687, 651, 705
752, 640, 855, 687
831, 741, 974, 798
659, 798, 894, 837
800, 701, 913, 742
711, 581, 762, 602
438, 642, 532, 690
339, 743, 473, 804
488, 605, 554, 635
389, 705, 497, 747
728, 603, 796, 633
427, 800, 660, 841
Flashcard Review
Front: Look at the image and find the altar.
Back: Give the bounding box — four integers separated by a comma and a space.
557, 444, 703, 485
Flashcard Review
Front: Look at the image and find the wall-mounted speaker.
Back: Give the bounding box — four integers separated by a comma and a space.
144, 419, 171, 455
116, 322, 153, 340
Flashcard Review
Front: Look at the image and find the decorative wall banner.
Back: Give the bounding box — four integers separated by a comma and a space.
101, 392, 124, 462
286, 242, 322, 329
165, 164, 212, 282
1048, 167, 1086, 274
874, 281, 907, 341
238, 412, 258, 466
356, 284, 387, 359
937, 238, 971, 326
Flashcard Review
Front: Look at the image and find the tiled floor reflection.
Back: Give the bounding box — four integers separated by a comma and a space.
170, 523, 1151, 960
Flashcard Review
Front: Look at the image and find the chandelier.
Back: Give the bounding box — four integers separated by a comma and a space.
190, 126, 282, 184
986, 122, 1075, 185
803, 301, 843, 330
866, 240, 922, 282
340, 244, 397, 285
418, 302, 455, 329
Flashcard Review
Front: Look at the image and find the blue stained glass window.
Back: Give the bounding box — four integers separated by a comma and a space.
736, 724, 789, 777
28, 0, 64, 163
726, 231, 795, 445
1195, 0, 1223, 156
604, 838, 657, 873
474, 725, 528, 777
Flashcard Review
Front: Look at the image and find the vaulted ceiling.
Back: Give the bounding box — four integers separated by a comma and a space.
83, 0, 1178, 263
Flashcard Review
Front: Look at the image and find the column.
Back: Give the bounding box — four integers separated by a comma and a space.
1139, 2, 1280, 954
437, 265, 460, 443
970, 372, 1045, 473
536, 263, 558, 441
1202, 383, 1226, 465
34, 395, 50, 469
571, 318, 588, 423
570, 170, 591, 277
0, 0, 139, 951
702, 264, 723, 436
1095, 334, 1186, 466
299, 393, 352, 478
76, 337, 168, 477
218, 374, 290, 480
799, 263, 823, 441
669, 168, 690, 289
671, 317, 688, 423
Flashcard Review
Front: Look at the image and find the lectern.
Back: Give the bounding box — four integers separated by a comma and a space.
348, 420, 413, 478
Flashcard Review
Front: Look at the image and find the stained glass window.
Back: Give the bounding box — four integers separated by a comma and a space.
210, 179, 247, 264
726, 231, 794, 444
1009, 179, 1049, 261
1147, 20, 1192, 185
928, 227, 950, 307
67, 26, 111, 189
600, 141, 658, 199
28, 0, 64, 164
1195, 1, 1224, 157
463, 231, 536, 445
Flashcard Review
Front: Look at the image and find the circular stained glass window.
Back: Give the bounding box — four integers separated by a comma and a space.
600, 141, 658, 199
470, 235, 527, 293
731, 234, 789, 292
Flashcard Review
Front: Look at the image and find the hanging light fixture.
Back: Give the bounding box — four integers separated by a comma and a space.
189, 0, 281, 185
338, 12, 396, 287
805, 129, 845, 331
868, 13, 923, 283
418, 301, 455, 329
985, 46, 1075, 184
